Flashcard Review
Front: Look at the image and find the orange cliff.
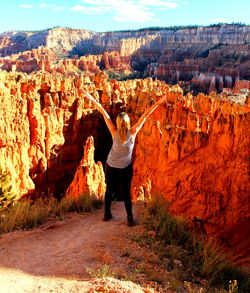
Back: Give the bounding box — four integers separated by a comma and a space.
0, 46, 131, 75
0, 70, 249, 264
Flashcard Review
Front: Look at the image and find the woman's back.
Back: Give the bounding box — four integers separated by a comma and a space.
106, 130, 135, 169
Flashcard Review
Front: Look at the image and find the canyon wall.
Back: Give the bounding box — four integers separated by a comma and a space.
0, 28, 95, 57
1, 26, 249, 57
0, 71, 111, 197
0, 69, 249, 268
0, 70, 249, 240
0, 25, 249, 92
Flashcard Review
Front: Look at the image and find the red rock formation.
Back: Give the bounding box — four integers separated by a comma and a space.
1, 25, 249, 92
0, 70, 249, 265
131, 90, 250, 236
0, 48, 131, 76
100, 51, 131, 73
65, 136, 106, 199
234, 79, 250, 91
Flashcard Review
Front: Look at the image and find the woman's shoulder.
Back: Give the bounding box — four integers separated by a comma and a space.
112, 129, 118, 138
129, 129, 136, 139
128, 129, 136, 142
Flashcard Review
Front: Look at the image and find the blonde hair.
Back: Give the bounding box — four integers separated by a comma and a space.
116, 112, 130, 144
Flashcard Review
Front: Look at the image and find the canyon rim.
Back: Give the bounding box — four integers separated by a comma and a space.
0, 23, 250, 273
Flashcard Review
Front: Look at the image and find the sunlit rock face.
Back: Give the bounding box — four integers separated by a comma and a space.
0, 70, 249, 264
0, 47, 131, 76
0, 71, 112, 197
65, 136, 106, 200
0, 25, 249, 92
132, 90, 250, 235
233, 79, 250, 91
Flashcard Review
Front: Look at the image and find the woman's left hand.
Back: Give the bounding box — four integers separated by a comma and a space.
83, 90, 98, 104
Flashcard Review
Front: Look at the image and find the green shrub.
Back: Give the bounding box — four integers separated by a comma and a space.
0, 166, 18, 209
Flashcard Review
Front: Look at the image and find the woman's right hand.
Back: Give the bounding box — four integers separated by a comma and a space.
157, 94, 167, 105
83, 91, 117, 136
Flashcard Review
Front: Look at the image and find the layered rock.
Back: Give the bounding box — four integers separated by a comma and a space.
0, 47, 131, 75
65, 136, 106, 199
131, 90, 250, 235
234, 79, 250, 91
0, 71, 107, 196
0, 25, 249, 91
1, 25, 249, 57
0, 28, 95, 57
0, 70, 249, 264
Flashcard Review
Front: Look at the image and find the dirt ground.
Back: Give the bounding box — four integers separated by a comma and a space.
0, 201, 177, 293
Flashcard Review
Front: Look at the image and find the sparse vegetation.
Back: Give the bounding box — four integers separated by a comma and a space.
105, 70, 146, 81
86, 264, 115, 278
0, 166, 18, 210
135, 194, 250, 292
0, 193, 103, 234
10, 22, 247, 35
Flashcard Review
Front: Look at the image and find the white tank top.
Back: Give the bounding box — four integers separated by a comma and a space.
106, 130, 135, 169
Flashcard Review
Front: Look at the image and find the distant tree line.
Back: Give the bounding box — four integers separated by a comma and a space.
9, 22, 247, 34
108, 22, 247, 33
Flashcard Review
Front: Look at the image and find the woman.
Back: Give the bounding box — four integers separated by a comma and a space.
84, 91, 166, 226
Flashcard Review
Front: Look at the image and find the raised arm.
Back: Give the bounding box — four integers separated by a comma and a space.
84, 91, 117, 137
130, 95, 166, 136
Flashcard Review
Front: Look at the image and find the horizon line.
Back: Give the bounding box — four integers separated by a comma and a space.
0, 22, 249, 35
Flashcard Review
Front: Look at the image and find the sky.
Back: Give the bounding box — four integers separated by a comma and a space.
0, 0, 249, 33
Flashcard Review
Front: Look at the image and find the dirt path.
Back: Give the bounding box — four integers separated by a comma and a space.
0, 202, 174, 293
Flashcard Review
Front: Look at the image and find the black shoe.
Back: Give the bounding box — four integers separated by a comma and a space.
103, 213, 113, 221
127, 216, 136, 226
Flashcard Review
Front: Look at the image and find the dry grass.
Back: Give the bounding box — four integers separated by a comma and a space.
0, 194, 103, 234
86, 264, 115, 278
137, 194, 250, 292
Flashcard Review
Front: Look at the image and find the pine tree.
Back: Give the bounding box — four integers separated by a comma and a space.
0, 166, 16, 209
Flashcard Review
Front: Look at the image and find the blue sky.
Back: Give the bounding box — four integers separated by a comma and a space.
1, 0, 249, 33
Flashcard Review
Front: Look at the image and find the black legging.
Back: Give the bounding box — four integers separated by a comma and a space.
104, 163, 133, 217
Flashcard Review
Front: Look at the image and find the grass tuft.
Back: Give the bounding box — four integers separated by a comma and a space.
86, 264, 115, 278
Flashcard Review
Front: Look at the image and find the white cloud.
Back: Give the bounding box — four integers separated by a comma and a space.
113, 3, 158, 23
112, 1, 158, 22
81, 0, 117, 4
139, 0, 179, 9
70, 5, 111, 14
19, 4, 33, 9
38, 3, 65, 11
39, 3, 49, 8
74, 0, 163, 22
81, 0, 179, 7
182, 1, 189, 5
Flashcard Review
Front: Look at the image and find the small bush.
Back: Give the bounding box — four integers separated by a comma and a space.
0, 166, 18, 209
86, 264, 115, 278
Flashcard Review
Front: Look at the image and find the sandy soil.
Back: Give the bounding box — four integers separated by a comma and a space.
0, 202, 173, 293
